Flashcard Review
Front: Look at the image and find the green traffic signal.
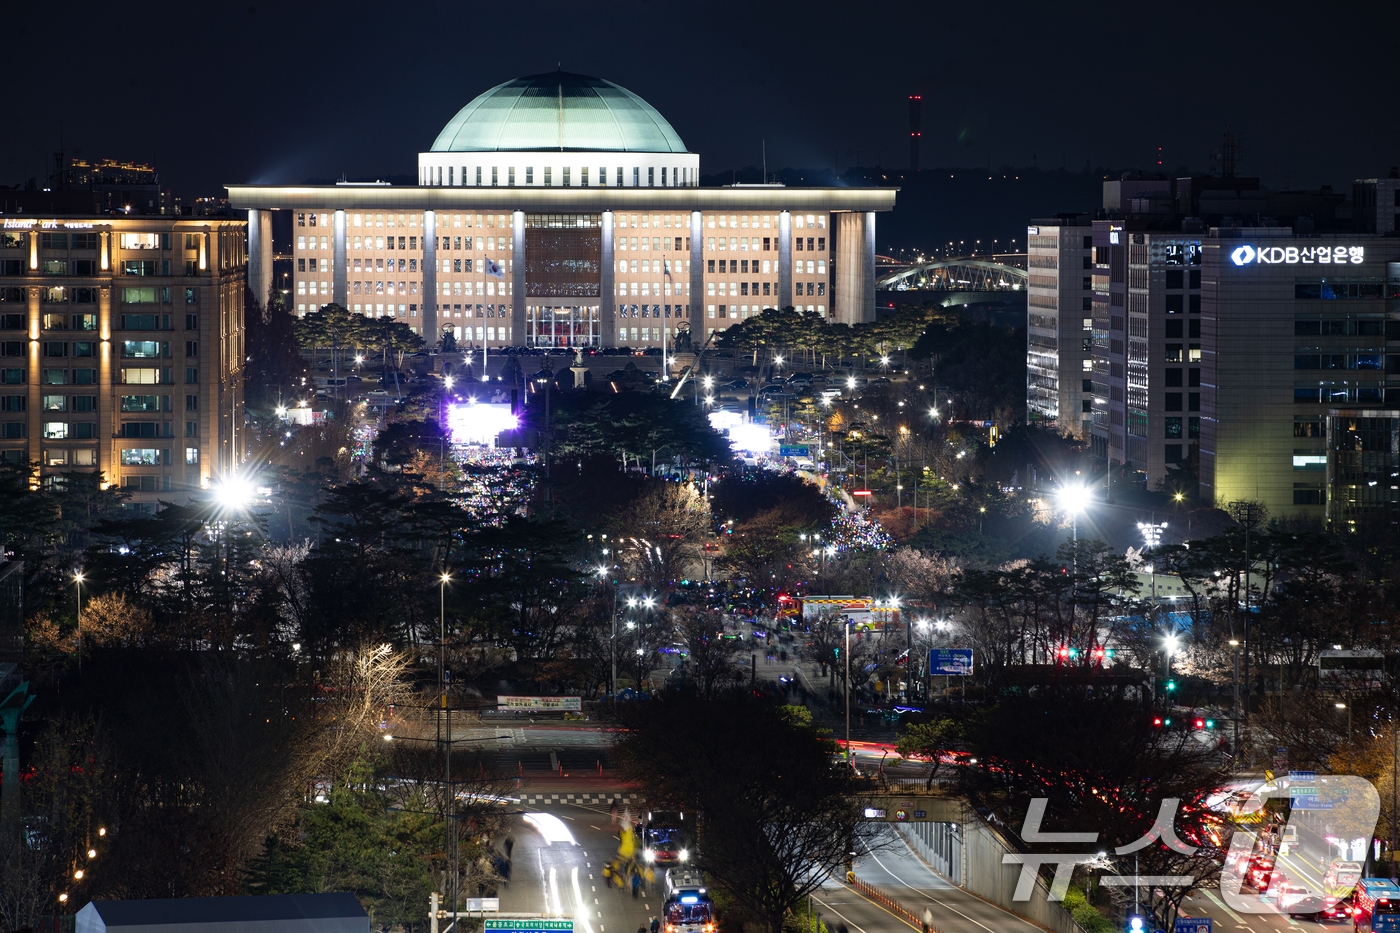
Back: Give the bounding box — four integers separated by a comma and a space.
1166, 680, 1176, 691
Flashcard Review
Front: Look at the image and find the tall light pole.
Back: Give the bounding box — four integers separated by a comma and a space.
438, 571, 455, 912
1229, 639, 1241, 771
73, 572, 84, 672
845, 618, 851, 769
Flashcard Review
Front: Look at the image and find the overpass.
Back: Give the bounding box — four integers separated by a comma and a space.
877, 258, 1028, 310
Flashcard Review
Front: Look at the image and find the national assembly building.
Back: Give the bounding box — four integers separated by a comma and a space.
228, 71, 897, 349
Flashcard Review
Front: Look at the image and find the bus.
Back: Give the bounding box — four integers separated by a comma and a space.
1353, 878, 1400, 933
663, 869, 715, 933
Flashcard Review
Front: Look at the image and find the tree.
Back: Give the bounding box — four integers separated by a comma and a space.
244, 285, 307, 417
613, 689, 878, 933
959, 692, 1225, 925
674, 610, 745, 697
615, 482, 712, 588
896, 718, 958, 789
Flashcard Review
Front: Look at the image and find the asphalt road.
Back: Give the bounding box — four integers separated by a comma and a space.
813, 825, 1049, 933
499, 803, 668, 933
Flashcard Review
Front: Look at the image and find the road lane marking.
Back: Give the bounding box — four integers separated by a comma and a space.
1204, 889, 1246, 924
592, 825, 605, 831
862, 835, 1031, 933
811, 892, 871, 933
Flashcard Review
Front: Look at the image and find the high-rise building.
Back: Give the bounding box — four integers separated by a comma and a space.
0, 215, 246, 511
1026, 217, 1093, 436
229, 72, 895, 349
1202, 231, 1400, 515
1035, 171, 1400, 520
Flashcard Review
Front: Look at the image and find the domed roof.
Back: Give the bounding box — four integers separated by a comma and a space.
429, 72, 689, 154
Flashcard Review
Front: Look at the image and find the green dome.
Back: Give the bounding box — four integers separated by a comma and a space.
430, 72, 689, 154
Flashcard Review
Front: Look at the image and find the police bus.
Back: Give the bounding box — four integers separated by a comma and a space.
663, 869, 715, 933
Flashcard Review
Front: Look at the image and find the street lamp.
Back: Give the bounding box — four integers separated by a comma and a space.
73, 571, 84, 671
1058, 483, 1092, 544
437, 570, 456, 913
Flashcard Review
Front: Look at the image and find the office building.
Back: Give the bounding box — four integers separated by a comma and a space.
228, 71, 895, 348
1026, 217, 1093, 436
1035, 171, 1400, 519
0, 215, 246, 511
1202, 231, 1400, 516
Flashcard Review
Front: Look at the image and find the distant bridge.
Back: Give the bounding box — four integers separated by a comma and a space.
877, 258, 1028, 293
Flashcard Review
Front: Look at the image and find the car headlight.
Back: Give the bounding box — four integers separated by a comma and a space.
679, 849, 688, 861
644, 850, 655, 862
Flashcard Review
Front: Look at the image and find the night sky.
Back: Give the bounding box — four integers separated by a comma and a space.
3, 0, 1398, 235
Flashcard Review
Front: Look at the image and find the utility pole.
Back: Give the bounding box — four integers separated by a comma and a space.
1229, 500, 1263, 771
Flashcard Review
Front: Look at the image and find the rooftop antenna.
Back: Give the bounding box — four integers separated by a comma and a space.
762, 139, 767, 184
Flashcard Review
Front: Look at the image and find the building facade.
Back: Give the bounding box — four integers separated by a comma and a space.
1026, 217, 1093, 436
1088, 219, 1207, 488
231, 72, 894, 348
1202, 232, 1400, 517
0, 216, 246, 510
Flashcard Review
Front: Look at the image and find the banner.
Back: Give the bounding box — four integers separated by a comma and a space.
496, 696, 582, 711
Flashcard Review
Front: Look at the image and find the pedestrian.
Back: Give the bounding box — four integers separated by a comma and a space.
645, 865, 655, 889
632, 869, 642, 899
651, 918, 660, 933
603, 864, 612, 886
504, 835, 514, 860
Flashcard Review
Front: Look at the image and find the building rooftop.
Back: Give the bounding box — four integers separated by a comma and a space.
430, 72, 689, 155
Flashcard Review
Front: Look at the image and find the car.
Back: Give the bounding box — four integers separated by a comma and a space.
1247, 857, 1275, 890
721, 379, 749, 390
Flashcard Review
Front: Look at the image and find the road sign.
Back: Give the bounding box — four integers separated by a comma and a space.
460, 899, 499, 912
1289, 770, 1318, 796
1174, 919, 1211, 933
779, 445, 810, 457
484, 922, 573, 933
929, 648, 974, 676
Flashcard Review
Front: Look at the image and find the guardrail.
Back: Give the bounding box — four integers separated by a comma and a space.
846, 875, 938, 932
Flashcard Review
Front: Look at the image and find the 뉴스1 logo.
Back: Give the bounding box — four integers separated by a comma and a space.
1231, 244, 1364, 266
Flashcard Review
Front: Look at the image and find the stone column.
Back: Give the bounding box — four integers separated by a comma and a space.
332, 210, 347, 307
833, 212, 876, 326
512, 210, 526, 346
422, 211, 437, 342
688, 211, 703, 345
246, 209, 274, 310
862, 211, 877, 324
600, 211, 615, 347
778, 212, 792, 311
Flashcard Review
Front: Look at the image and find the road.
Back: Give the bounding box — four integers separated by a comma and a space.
498, 802, 670, 933
813, 825, 1048, 933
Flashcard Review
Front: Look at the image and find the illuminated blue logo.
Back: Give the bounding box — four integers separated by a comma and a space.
1230, 245, 1255, 266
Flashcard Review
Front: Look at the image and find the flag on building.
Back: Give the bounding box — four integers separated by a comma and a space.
484, 256, 504, 279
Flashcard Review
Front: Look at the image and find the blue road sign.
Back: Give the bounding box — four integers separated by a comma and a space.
779, 445, 810, 457
1174, 919, 1212, 933
929, 648, 974, 676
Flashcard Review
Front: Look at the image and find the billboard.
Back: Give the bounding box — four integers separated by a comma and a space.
496, 695, 582, 711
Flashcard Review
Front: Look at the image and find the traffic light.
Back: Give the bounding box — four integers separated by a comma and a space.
1057, 647, 1069, 660
1166, 680, 1176, 692
1206, 719, 1215, 728
1194, 718, 1205, 729
1153, 717, 1163, 727
1128, 917, 1145, 933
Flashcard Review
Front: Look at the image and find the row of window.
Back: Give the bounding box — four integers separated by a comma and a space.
0, 313, 197, 333
709, 282, 775, 297
3, 233, 194, 253
426, 164, 690, 188
296, 211, 825, 232
1294, 353, 1392, 371
352, 281, 420, 297
0, 421, 197, 439
1295, 282, 1396, 300
0, 367, 199, 385
707, 304, 824, 319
